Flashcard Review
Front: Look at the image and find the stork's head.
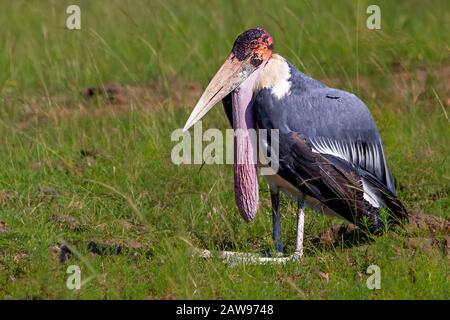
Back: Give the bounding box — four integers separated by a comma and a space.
232, 28, 273, 68
183, 28, 273, 131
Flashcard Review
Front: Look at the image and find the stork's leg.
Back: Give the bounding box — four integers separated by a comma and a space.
193, 191, 302, 266
270, 189, 283, 255
293, 194, 305, 259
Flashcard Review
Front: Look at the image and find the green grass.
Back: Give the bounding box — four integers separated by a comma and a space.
0, 0, 449, 299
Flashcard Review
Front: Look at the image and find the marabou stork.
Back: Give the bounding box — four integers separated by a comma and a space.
183, 28, 407, 262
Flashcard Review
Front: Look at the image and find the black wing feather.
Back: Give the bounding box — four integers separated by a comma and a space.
276, 131, 386, 233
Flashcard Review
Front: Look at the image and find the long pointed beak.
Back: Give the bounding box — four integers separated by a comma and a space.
183, 54, 256, 132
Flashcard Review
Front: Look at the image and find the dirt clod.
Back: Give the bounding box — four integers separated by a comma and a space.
407, 212, 449, 235
87, 239, 152, 258
407, 237, 440, 255
77, 149, 98, 168
49, 243, 72, 263
30, 160, 71, 174
0, 190, 19, 203
38, 185, 57, 197
13, 252, 28, 263
319, 272, 330, 283
312, 223, 369, 248
0, 221, 8, 233
50, 214, 81, 231
83, 83, 128, 104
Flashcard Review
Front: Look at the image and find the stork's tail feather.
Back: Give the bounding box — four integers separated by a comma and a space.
361, 171, 408, 232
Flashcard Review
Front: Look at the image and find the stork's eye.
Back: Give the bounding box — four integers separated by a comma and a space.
250, 39, 259, 47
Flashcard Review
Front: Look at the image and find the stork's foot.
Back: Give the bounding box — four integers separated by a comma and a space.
194, 249, 301, 266
272, 251, 284, 258
292, 249, 303, 261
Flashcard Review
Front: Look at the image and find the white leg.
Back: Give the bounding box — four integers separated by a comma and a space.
293, 195, 305, 259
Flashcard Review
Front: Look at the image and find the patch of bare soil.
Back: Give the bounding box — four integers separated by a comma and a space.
313, 212, 449, 256
17, 78, 202, 129
405, 212, 450, 257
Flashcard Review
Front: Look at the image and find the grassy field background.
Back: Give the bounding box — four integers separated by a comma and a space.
0, 0, 449, 299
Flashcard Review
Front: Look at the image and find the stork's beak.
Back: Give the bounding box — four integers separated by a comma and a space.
183, 54, 257, 132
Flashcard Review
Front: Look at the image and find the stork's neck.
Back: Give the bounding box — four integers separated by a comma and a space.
253, 54, 292, 99
231, 69, 261, 222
